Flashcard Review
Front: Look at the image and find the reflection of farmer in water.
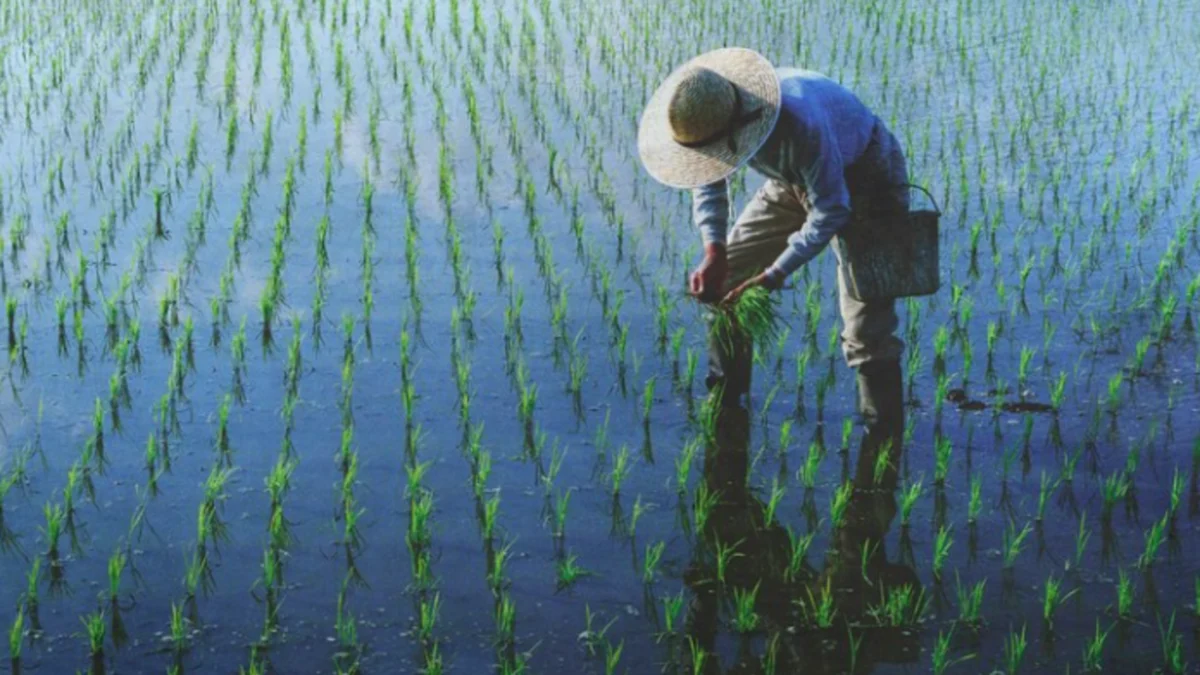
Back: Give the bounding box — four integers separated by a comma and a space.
682, 378, 915, 673
637, 48, 908, 411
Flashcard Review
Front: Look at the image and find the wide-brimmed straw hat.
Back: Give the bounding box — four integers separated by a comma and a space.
638, 48, 781, 189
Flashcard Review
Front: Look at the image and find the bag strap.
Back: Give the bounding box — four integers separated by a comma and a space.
902, 183, 941, 214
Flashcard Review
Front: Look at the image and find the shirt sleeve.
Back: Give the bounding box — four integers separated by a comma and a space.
691, 179, 730, 246
764, 112, 852, 282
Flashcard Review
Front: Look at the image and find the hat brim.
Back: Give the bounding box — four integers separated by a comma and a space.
638, 48, 781, 190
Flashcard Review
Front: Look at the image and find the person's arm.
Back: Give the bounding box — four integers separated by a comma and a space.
692, 178, 730, 247
762, 114, 852, 283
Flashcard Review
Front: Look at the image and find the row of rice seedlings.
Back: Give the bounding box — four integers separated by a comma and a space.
9, 222, 164, 657
242, 321, 300, 671
2, 59, 202, 654
434, 209, 535, 673
332, 315, 365, 674
417, 74, 548, 664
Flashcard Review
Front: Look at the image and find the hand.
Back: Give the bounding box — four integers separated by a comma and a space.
689, 244, 728, 304
721, 271, 783, 306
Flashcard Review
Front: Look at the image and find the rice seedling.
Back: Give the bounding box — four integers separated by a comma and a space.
796, 442, 823, 490
731, 582, 761, 633
556, 554, 590, 590
674, 437, 698, 494
1035, 471, 1055, 522
966, 474, 982, 525
1116, 569, 1134, 619
713, 538, 743, 585
494, 592, 517, 646
1158, 612, 1186, 674
1100, 472, 1130, 521
932, 526, 953, 581
955, 573, 986, 627
1136, 513, 1169, 569
1168, 468, 1185, 517
1002, 521, 1033, 569
899, 478, 922, 528
603, 640, 624, 675
579, 604, 618, 657
81, 608, 105, 659
642, 541, 665, 583
828, 481, 853, 531
610, 445, 631, 495
1003, 624, 1028, 675
784, 527, 816, 583
168, 602, 188, 654
868, 583, 928, 627
1073, 511, 1091, 570
933, 434, 952, 486
42, 501, 65, 561
763, 478, 786, 527
1082, 619, 1111, 671
799, 576, 837, 628
710, 286, 782, 355
1042, 574, 1077, 630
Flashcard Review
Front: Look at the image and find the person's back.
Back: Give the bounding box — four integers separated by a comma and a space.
751, 68, 881, 185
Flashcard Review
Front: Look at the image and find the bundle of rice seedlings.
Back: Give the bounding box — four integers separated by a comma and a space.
710, 286, 783, 355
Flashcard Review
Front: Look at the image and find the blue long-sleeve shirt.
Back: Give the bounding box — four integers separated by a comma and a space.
693, 68, 881, 281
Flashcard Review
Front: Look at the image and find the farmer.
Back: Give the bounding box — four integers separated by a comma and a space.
637, 47, 905, 448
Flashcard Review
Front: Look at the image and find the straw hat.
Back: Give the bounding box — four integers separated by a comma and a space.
638, 48, 781, 189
